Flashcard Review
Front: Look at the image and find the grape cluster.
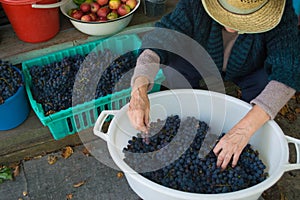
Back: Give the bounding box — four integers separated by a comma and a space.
123, 115, 268, 194
29, 49, 137, 115
0, 60, 23, 105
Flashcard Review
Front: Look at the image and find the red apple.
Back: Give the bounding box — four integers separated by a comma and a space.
70, 9, 84, 20
89, 12, 97, 21
96, 0, 109, 6
109, 0, 121, 10
90, 2, 101, 13
81, 14, 92, 22
97, 6, 111, 17
97, 16, 108, 22
80, 2, 91, 13
107, 11, 118, 20
117, 4, 131, 16
126, 0, 137, 9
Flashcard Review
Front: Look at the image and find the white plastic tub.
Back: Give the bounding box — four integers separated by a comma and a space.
93, 89, 300, 200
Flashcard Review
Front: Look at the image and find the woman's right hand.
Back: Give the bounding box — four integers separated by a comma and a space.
127, 76, 150, 133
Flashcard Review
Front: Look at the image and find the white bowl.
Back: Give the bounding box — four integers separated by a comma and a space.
60, 0, 140, 36
93, 89, 300, 200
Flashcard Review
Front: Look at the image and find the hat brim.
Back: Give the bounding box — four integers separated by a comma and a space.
202, 0, 286, 34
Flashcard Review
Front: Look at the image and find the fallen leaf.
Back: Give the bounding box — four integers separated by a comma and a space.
13, 165, 20, 177
82, 147, 91, 157
117, 172, 124, 179
66, 193, 73, 199
295, 107, 300, 114
47, 155, 58, 165
286, 113, 297, 122
236, 89, 242, 99
279, 104, 290, 116
280, 192, 287, 200
0, 167, 13, 182
61, 146, 74, 159
73, 180, 86, 188
8, 162, 20, 169
33, 155, 43, 159
22, 191, 28, 197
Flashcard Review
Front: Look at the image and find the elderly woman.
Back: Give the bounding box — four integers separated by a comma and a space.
127, 0, 300, 169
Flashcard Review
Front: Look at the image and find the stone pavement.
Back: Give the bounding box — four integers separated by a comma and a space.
0, 142, 140, 200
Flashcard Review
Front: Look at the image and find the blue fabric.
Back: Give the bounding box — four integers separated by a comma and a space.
293, 0, 300, 15
141, 0, 300, 91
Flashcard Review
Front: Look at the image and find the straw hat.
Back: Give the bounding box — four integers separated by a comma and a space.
202, 0, 286, 34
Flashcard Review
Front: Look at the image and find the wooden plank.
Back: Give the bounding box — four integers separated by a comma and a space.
0, 110, 98, 164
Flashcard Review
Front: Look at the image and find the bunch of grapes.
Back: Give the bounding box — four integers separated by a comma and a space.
0, 60, 23, 105
29, 50, 137, 116
123, 115, 268, 194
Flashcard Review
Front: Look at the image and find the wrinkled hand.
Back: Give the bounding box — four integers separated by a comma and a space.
213, 105, 270, 170
213, 127, 251, 170
127, 81, 150, 133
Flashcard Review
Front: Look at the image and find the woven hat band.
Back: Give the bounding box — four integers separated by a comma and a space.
218, 0, 269, 14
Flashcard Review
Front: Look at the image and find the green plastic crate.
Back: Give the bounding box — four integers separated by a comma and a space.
22, 34, 165, 140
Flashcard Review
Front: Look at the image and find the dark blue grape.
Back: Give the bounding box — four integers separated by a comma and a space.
29, 50, 138, 115
0, 60, 23, 105
123, 116, 269, 194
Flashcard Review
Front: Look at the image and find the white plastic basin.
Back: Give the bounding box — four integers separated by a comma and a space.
93, 89, 300, 200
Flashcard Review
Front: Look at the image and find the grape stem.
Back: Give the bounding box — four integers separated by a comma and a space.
0, 77, 13, 92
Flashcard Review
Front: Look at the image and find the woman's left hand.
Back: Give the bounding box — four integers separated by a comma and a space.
213, 105, 270, 169
213, 126, 251, 169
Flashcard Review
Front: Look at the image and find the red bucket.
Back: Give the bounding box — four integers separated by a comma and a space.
0, 0, 68, 43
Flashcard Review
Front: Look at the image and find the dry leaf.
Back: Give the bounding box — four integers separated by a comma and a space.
13, 165, 20, 177
61, 146, 74, 159
22, 191, 28, 197
236, 89, 242, 99
295, 107, 300, 114
286, 113, 297, 122
66, 193, 73, 200
82, 147, 91, 157
117, 172, 124, 179
33, 155, 43, 159
73, 180, 86, 188
47, 155, 58, 165
9, 162, 20, 169
280, 192, 287, 200
279, 105, 290, 116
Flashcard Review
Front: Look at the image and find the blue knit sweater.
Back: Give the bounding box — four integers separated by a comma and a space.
141, 0, 300, 91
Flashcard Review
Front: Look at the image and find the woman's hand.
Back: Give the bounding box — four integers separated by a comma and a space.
127, 76, 150, 133
213, 105, 270, 169
213, 126, 251, 170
